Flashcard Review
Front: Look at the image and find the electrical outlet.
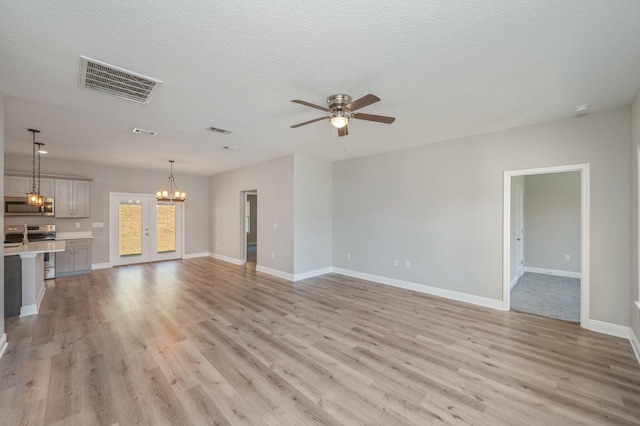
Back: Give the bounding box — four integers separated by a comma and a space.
271, 252, 275, 258
394, 260, 398, 267
273, 222, 278, 229
405, 261, 411, 269
75, 222, 80, 228
565, 254, 570, 261
347, 253, 351, 260
92, 222, 104, 228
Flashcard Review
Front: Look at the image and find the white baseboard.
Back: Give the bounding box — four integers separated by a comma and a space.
256, 265, 294, 281
20, 304, 38, 317
524, 266, 581, 279
332, 268, 504, 311
510, 276, 518, 290
585, 319, 630, 339
91, 262, 112, 270
294, 267, 333, 282
0, 334, 7, 359
210, 253, 245, 265
182, 252, 209, 259
630, 328, 640, 366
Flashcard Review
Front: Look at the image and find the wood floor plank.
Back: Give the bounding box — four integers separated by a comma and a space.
0, 257, 639, 425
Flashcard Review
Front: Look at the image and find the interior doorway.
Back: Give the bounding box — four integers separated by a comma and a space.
503, 164, 590, 328
109, 193, 183, 266
243, 191, 257, 268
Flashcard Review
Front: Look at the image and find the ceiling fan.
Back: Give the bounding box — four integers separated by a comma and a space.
290, 94, 395, 137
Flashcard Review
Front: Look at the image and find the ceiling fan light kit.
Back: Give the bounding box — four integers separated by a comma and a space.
290, 93, 395, 137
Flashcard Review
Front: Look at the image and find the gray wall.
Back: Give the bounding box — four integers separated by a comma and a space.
209, 155, 294, 274
333, 106, 631, 326
4, 154, 210, 263
293, 155, 332, 275
510, 175, 524, 284
524, 172, 581, 273
631, 89, 640, 342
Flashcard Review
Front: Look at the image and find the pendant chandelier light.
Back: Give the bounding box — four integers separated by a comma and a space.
156, 160, 186, 202
26, 129, 44, 206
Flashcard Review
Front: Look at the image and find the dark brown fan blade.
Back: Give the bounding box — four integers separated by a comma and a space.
337, 125, 349, 137
291, 99, 330, 112
345, 94, 380, 111
290, 116, 330, 128
352, 112, 396, 124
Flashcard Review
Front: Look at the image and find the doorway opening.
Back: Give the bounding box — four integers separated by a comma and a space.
503, 164, 590, 328
243, 191, 257, 269
109, 193, 184, 266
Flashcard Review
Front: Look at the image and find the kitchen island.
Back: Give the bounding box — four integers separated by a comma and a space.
4, 241, 66, 317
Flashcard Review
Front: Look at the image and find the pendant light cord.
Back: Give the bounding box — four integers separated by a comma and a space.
31, 133, 37, 193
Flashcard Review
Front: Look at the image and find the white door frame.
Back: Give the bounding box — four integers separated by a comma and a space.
514, 183, 524, 282
109, 192, 185, 266
503, 164, 590, 329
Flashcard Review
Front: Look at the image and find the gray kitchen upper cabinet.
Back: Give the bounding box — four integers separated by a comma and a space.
4, 175, 54, 198
55, 179, 90, 218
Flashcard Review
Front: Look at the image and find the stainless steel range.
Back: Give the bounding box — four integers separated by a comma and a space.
5, 224, 57, 279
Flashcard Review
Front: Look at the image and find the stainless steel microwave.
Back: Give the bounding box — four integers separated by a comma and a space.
4, 196, 54, 216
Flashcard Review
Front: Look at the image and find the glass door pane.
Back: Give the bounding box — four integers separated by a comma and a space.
156, 204, 176, 253
119, 202, 143, 256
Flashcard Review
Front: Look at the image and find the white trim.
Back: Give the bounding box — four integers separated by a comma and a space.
20, 304, 38, 317
294, 267, 333, 282
256, 265, 294, 281
630, 328, 640, 366
91, 262, 112, 270
210, 253, 245, 265
510, 276, 518, 290
0, 334, 7, 359
584, 319, 630, 339
182, 252, 209, 259
635, 300, 640, 313
503, 163, 590, 330
333, 268, 504, 311
523, 266, 581, 279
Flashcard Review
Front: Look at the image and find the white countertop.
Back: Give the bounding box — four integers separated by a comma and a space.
55, 231, 94, 240
4, 240, 66, 256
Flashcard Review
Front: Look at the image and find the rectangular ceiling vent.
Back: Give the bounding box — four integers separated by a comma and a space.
78, 56, 162, 104
132, 128, 157, 136
207, 126, 233, 135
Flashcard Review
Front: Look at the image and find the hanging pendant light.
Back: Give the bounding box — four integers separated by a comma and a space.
156, 160, 186, 202
26, 129, 43, 206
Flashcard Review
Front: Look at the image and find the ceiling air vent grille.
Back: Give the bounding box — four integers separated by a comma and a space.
207, 126, 233, 135
78, 56, 162, 104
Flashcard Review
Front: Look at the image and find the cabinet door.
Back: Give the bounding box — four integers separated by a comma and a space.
55, 249, 74, 275
74, 181, 91, 218
73, 246, 92, 272
54, 179, 73, 217
39, 178, 55, 199
5, 176, 31, 197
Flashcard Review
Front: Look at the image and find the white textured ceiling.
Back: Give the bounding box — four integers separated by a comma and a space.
2, 1, 640, 175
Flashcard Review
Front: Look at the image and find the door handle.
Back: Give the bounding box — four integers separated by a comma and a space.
516, 238, 521, 241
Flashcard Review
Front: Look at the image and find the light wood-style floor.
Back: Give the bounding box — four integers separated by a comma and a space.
1, 258, 640, 425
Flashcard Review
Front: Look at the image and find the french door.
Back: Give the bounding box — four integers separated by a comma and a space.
109, 193, 183, 266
